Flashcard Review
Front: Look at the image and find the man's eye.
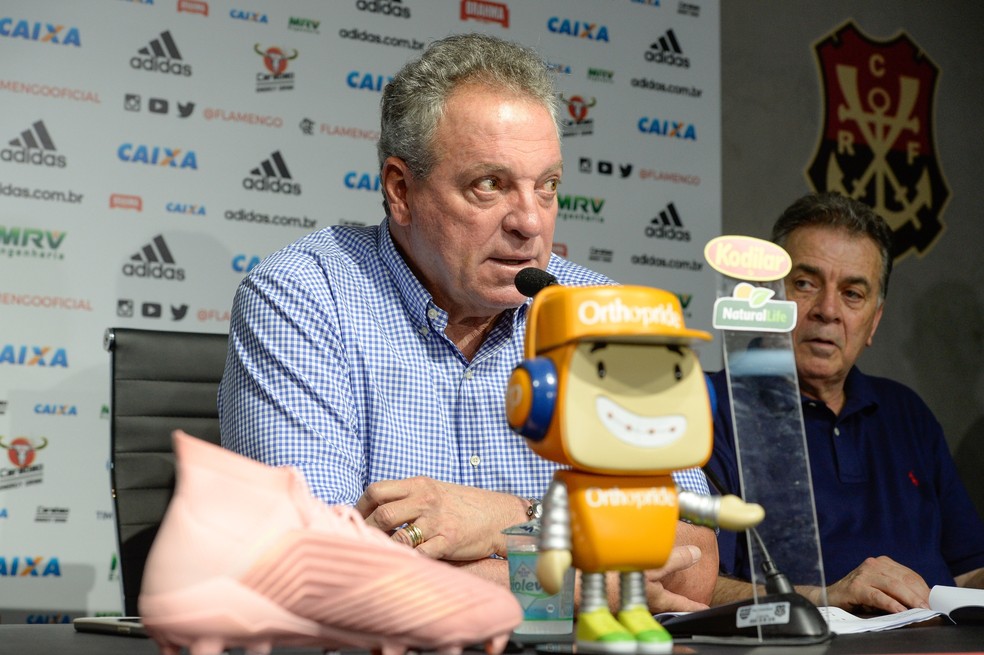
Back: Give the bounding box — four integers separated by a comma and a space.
477, 178, 499, 191
544, 178, 560, 192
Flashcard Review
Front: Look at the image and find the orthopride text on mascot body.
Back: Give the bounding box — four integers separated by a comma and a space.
506, 284, 765, 654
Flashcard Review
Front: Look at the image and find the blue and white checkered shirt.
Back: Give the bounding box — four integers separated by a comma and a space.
218, 219, 708, 505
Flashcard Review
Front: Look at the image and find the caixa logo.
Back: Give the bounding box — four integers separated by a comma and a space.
165, 202, 206, 216
34, 404, 77, 416
118, 144, 198, 170
0, 556, 61, 577
344, 171, 381, 192
0, 346, 68, 367
122, 235, 186, 281
232, 254, 261, 273
0, 19, 80, 46
637, 117, 697, 140
347, 70, 392, 92
547, 17, 610, 42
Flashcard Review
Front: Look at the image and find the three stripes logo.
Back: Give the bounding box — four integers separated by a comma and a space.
645, 202, 691, 241
121, 235, 186, 281
1, 121, 66, 167
645, 29, 690, 68
242, 150, 301, 195
130, 30, 192, 76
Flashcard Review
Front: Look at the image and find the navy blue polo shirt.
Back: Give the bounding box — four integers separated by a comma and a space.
706, 367, 984, 587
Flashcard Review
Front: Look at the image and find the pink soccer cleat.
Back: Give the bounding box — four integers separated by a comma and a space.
138, 430, 521, 655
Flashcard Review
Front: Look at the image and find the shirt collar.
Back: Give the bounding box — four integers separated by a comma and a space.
839, 366, 878, 417
375, 217, 527, 339
377, 217, 437, 329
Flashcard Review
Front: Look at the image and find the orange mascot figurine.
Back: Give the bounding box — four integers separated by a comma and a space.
506, 284, 764, 654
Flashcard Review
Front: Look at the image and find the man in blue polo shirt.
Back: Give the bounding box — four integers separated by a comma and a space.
707, 192, 984, 613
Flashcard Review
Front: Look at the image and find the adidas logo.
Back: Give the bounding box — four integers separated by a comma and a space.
645, 29, 690, 68
130, 31, 192, 76
121, 235, 186, 281
243, 150, 301, 195
645, 202, 691, 241
0, 121, 66, 167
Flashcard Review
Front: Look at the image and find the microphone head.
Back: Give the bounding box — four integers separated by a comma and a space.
515, 268, 558, 297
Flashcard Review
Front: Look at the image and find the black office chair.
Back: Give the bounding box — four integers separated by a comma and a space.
103, 327, 228, 616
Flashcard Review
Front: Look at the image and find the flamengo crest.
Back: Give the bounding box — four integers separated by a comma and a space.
806, 21, 950, 261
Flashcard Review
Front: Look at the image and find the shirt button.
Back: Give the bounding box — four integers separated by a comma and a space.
417, 325, 429, 336
427, 308, 439, 319
464, 370, 474, 380
469, 455, 481, 467
834, 427, 841, 436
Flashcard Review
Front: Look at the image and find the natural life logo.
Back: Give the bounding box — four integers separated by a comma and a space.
712, 282, 796, 333
807, 21, 949, 261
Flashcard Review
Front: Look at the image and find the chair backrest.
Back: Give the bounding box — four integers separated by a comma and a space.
103, 327, 228, 616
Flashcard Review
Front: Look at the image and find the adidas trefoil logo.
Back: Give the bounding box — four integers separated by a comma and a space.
130, 30, 192, 76
243, 150, 301, 195
121, 235, 186, 281
645, 29, 690, 68
1, 120, 66, 167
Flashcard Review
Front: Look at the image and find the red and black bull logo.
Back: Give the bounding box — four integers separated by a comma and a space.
806, 21, 950, 261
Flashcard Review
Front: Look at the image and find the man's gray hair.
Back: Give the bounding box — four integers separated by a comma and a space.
378, 33, 561, 185
772, 192, 895, 300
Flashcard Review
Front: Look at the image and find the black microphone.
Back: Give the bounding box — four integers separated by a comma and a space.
515, 267, 558, 298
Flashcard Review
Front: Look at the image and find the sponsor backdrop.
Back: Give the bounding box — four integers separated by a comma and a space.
0, 1, 722, 620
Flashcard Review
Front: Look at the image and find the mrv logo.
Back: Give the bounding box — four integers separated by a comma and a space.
122, 235, 185, 281
2, 121, 66, 168
130, 30, 192, 76
243, 151, 300, 195
646, 202, 690, 241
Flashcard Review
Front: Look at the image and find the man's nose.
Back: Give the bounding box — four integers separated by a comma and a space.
503, 188, 546, 238
810, 287, 841, 322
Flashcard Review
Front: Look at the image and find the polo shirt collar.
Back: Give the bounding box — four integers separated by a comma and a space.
814, 366, 878, 419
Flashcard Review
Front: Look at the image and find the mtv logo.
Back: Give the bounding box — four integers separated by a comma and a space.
149, 98, 169, 114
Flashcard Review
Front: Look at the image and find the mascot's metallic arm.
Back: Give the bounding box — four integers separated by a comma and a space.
678, 490, 765, 531
537, 479, 572, 595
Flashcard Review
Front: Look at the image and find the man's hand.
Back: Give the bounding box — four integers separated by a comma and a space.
356, 476, 526, 560
643, 545, 711, 613
820, 556, 932, 613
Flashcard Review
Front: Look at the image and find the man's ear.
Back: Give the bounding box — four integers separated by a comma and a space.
382, 156, 412, 226
866, 302, 885, 347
